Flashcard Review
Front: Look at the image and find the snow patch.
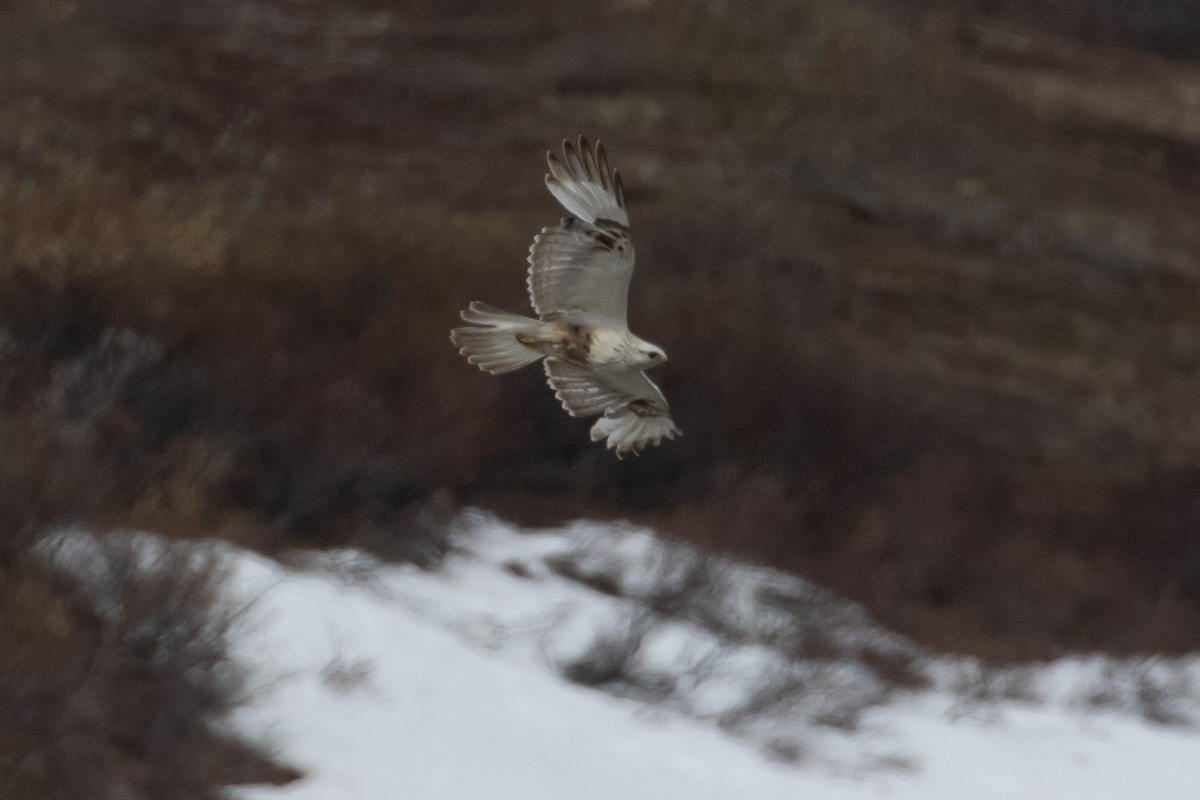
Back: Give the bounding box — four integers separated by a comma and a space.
69, 513, 1197, 800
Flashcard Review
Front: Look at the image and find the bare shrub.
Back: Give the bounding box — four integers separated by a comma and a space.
559, 616, 646, 688
319, 654, 376, 695
761, 737, 806, 765
558, 613, 677, 703
547, 530, 930, 746
0, 535, 299, 800
949, 663, 1040, 719
858, 643, 929, 691
0, 272, 458, 566
717, 666, 811, 732
1076, 660, 1197, 727
545, 553, 623, 597
1133, 667, 1195, 727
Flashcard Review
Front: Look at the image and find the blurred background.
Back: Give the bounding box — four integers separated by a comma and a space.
2, 0, 1199, 672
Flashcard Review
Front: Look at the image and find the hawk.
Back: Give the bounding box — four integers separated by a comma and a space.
450, 136, 679, 457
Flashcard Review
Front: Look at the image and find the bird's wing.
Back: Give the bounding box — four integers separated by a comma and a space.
527, 216, 634, 322
528, 137, 635, 323
544, 358, 679, 458
544, 136, 628, 227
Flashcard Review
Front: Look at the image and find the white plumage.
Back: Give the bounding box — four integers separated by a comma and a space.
450, 137, 679, 457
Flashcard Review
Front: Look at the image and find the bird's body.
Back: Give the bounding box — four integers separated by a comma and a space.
450, 136, 679, 457
582, 326, 659, 369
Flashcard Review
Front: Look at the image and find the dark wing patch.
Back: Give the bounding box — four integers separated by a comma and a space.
544, 359, 679, 457
544, 137, 628, 226
527, 215, 634, 322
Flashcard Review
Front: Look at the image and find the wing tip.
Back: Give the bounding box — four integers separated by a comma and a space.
542, 135, 629, 221
587, 408, 679, 458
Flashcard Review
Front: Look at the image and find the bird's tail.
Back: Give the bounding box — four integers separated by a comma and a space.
451, 301, 548, 374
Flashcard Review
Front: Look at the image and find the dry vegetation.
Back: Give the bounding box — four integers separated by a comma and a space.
3, 0, 1200, 792
0, 536, 299, 798
0, 0, 1197, 724
543, 531, 931, 760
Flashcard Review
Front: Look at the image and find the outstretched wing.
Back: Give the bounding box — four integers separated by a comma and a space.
544, 135, 628, 227
544, 358, 679, 458
528, 137, 635, 323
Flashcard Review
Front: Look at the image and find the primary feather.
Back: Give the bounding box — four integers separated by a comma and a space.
544, 136, 628, 227
545, 359, 678, 457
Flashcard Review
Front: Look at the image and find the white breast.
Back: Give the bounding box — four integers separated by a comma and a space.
588, 327, 635, 365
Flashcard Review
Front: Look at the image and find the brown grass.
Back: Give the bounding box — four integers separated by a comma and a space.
0, 0, 1197, 670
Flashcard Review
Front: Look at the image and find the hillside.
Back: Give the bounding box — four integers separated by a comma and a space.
1, 0, 1198, 663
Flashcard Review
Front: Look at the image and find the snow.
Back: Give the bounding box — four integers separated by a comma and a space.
211, 512, 1200, 800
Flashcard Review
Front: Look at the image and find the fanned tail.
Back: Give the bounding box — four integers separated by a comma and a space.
450, 301, 546, 374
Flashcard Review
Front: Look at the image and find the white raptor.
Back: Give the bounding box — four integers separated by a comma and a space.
451, 136, 680, 457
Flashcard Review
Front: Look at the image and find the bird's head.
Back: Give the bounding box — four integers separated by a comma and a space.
638, 343, 668, 369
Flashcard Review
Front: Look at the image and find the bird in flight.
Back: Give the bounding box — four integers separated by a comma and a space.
451, 136, 679, 457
